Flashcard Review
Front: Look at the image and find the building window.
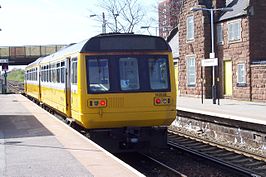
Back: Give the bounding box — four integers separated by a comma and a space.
228, 20, 241, 42
186, 56, 196, 86
237, 63, 246, 86
217, 23, 223, 44
186, 16, 194, 41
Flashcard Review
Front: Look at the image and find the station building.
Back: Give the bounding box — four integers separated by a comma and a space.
178, 0, 266, 102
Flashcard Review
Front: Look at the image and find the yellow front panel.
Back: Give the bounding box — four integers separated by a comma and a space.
224, 61, 232, 96
74, 53, 177, 129
76, 93, 176, 129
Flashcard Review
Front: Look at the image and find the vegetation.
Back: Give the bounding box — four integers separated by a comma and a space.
93, 0, 144, 33
7, 69, 24, 82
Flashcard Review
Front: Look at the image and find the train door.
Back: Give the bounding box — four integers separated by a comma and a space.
65, 57, 71, 117
70, 57, 78, 117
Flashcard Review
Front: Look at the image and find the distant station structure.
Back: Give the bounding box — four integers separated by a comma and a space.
0, 45, 66, 65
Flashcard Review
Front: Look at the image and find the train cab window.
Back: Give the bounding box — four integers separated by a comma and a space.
148, 58, 169, 90
88, 59, 110, 92
119, 57, 140, 91
71, 58, 78, 84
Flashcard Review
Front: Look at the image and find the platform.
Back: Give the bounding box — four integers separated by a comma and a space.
0, 94, 144, 177
177, 96, 266, 125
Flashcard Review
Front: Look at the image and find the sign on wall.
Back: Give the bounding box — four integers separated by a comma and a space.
0, 59, 9, 64
201, 58, 218, 67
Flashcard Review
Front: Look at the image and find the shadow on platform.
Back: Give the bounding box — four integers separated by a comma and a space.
0, 115, 53, 139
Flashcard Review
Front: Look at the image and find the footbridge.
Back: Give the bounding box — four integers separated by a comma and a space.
0, 44, 66, 66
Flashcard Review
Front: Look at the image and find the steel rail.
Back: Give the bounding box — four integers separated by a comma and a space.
168, 132, 265, 177
140, 153, 188, 177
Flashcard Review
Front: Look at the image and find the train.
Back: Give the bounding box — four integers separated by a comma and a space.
24, 33, 177, 152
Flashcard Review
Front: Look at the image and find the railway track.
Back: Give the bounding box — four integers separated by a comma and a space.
116, 152, 187, 177
7, 80, 24, 93
140, 153, 187, 177
168, 131, 266, 177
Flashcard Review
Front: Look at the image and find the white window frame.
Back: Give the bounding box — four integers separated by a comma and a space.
217, 23, 224, 45
186, 15, 194, 41
186, 55, 196, 86
228, 19, 241, 43
237, 63, 246, 84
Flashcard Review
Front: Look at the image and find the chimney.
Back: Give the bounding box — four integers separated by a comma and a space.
212, 0, 226, 8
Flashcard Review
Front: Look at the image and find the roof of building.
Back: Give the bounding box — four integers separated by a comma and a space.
219, 0, 250, 21
166, 27, 179, 58
166, 27, 178, 42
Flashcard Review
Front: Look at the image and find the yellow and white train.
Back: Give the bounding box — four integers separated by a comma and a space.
25, 33, 176, 152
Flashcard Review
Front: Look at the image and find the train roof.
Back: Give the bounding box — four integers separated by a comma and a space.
80, 33, 172, 52
33, 33, 172, 65
25, 57, 43, 69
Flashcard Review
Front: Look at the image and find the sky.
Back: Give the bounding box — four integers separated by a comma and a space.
0, 0, 159, 46
0, 0, 159, 71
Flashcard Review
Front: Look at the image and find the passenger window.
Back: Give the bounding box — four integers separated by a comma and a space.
71, 58, 78, 84
148, 58, 169, 90
119, 57, 140, 91
61, 61, 65, 83
88, 59, 110, 92
56, 63, 60, 83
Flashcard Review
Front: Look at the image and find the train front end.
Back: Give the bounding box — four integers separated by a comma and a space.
78, 34, 177, 152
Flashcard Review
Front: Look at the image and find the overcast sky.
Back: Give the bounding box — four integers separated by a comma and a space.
0, 0, 159, 46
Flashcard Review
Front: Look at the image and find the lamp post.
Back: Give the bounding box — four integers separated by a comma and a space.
90, 12, 107, 33
191, 7, 233, 104
140, 26, 158, 36
90, 12, 119, 33
114, 13, 119, 32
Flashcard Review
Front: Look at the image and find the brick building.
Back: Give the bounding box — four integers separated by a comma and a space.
158, 0, 182, 38
178, 0, 266, 102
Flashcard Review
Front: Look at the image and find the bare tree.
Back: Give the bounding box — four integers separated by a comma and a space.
90, 0, 145, 33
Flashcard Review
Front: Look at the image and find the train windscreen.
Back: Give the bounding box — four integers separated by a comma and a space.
86, 55, 170, 93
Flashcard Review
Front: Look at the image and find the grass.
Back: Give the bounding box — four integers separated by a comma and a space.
7, 69, 25, 82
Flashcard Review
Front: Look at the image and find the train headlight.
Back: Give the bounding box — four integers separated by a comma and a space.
100, 100, 106, 106
89, 99, 107, 108
155, 98, 161, 104
154, 97, 171, 106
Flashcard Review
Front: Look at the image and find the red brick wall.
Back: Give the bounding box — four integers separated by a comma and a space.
251, 65, 266, 102
178, 0, 212, 97
249, 0, 266, 60
158, 0, 182, 38
217, 17, 251, 100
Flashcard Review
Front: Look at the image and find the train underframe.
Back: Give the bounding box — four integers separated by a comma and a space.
87, 126, 168, 153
